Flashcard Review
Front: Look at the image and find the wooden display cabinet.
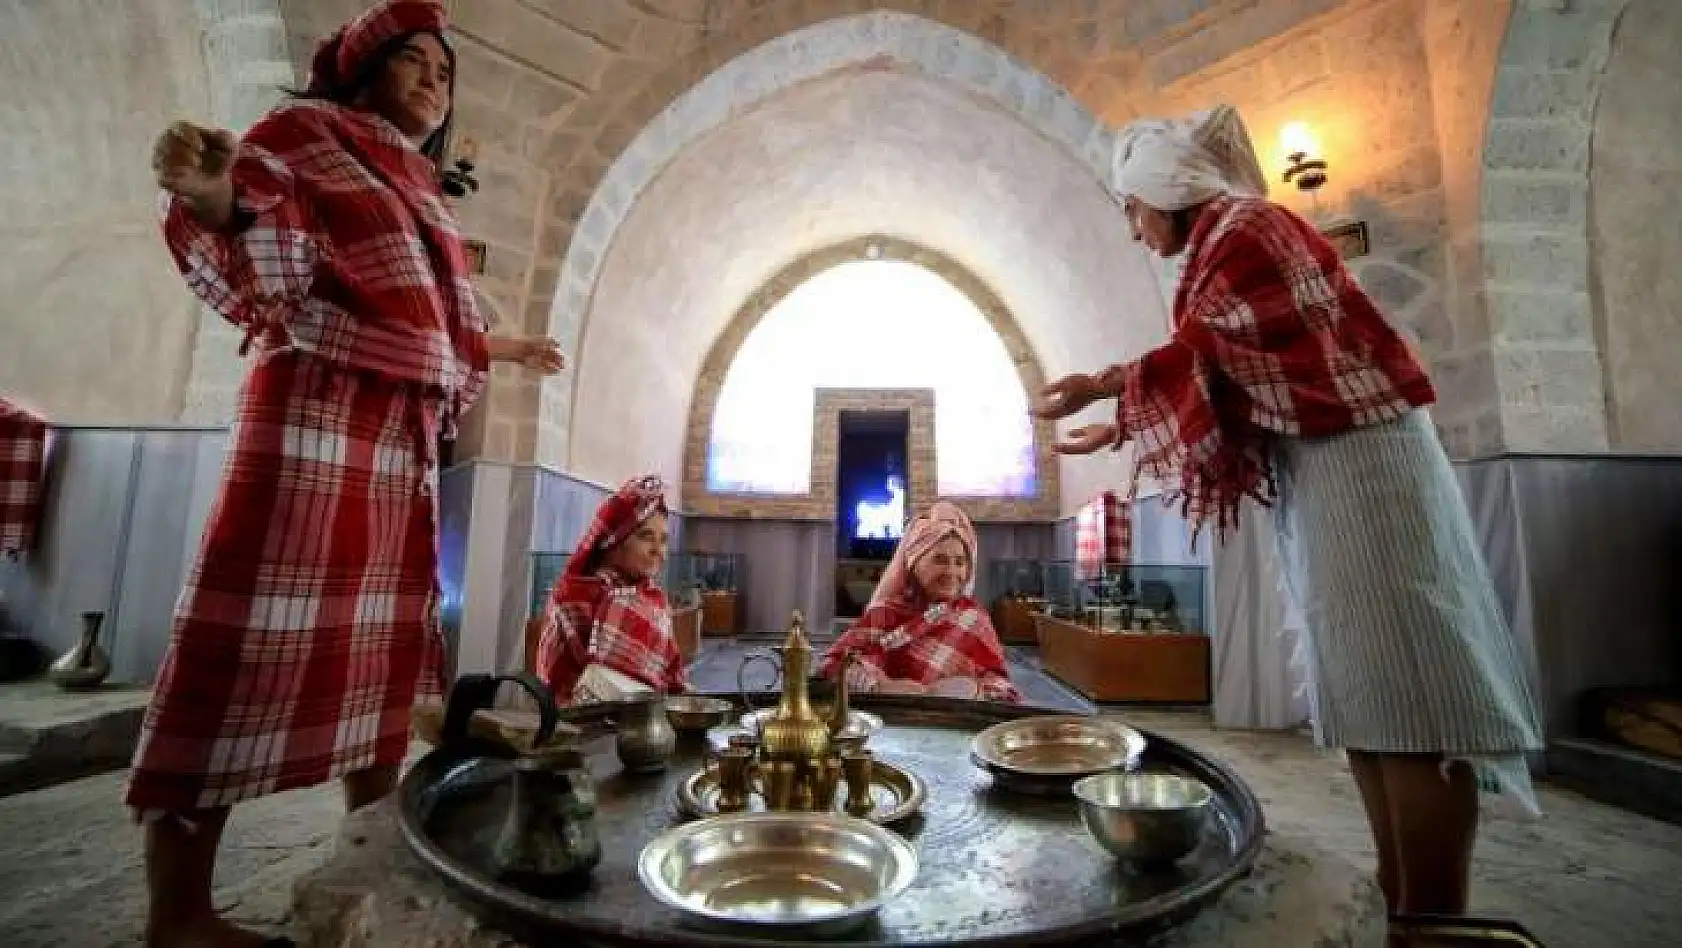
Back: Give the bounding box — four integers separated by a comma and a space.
701, 590, 738, 637
1034, 613, 1211, 704
991, 596, 1047, 645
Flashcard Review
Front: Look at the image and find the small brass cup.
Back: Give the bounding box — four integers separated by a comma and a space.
715, 747, 755, 813
764, 760, 797, 811
842, 750, 875, 818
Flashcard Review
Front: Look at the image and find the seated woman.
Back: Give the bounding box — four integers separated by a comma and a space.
536, 475, 689, 703
820, 502, 1021, 703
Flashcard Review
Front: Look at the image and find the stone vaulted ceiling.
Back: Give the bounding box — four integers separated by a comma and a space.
565, 64, 1170, 513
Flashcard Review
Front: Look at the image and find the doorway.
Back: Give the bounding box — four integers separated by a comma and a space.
834, 410, 909, 620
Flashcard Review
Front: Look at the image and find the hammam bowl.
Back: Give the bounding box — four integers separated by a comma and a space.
636, 811, 918, 938
1073, 772, 1213, 866
665, 695, 734, 733
970, 714, 1147, 795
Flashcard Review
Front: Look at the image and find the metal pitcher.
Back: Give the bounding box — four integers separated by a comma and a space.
437, 673, 602, 891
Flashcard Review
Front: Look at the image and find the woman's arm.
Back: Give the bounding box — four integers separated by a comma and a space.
486, 335, 565, 373
158, 109, 318, 342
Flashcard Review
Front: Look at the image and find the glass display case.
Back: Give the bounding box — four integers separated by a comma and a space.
668, 551, 743, 636
529, 551, 570, 617
983, 558, 1051, 644
1038, 562, 1207, 637
1033, 561, 1212, 703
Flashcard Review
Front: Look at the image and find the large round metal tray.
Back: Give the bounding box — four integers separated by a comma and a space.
399, 694, 1266, 947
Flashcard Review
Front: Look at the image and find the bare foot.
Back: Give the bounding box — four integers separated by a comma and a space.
145, 915, 282, 948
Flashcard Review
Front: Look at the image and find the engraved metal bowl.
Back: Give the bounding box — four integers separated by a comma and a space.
1072, 772, 1212, 865
664, 696, 733, 733
636, 811, 918, 938
970, 715, 1146, 794
740, 708, 883, 741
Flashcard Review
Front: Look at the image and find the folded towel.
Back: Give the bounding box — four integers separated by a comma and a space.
0, 399, 47, 559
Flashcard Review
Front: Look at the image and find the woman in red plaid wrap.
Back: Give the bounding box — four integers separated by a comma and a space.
1040, 106, 1541, 922
128, 3, 562, 945
819, 502, 1020, 703
536, 475, 689, 703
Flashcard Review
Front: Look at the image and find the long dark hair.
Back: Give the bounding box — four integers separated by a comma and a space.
291, 30, 456, 166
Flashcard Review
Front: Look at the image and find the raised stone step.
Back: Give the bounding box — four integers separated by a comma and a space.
1547, 736, 1682, 826
0, 679, 151, 798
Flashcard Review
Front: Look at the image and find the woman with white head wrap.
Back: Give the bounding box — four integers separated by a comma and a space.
1037, 105, 1542, 923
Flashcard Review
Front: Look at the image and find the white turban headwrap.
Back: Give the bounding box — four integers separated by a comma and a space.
1112, 104, 1270, 211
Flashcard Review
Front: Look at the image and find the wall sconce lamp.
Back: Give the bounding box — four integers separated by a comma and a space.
442, 134, 481, 199
1280, 121, 1328, 192
1279, 121, 1368, 259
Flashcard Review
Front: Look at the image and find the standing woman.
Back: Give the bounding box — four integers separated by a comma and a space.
128, 3, 562, 945
1038, 106, 1542, 922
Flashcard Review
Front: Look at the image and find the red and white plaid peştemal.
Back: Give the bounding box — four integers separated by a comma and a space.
126, 352, 448, 811
1075, 490, 1131, 581
1109, 195, 1434, 539
0, 399, 47, 558
821, 597, 1021, 703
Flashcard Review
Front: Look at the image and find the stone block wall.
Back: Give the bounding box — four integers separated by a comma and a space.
0, 0, 276, 423
181, 0, 295, 424
1476, 0, 1628, 454
1589, 0, 1682, 452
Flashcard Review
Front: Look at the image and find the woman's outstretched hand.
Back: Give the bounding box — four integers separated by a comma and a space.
152, 120, 236, 226
1054, 423, 1120, 455
489, 335, 566, 374
1034, 373, 1104, 421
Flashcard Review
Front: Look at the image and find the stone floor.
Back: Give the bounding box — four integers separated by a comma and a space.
3, 648, 1681, 946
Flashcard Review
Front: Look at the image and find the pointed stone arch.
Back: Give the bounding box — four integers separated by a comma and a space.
536, 10, 1111, 467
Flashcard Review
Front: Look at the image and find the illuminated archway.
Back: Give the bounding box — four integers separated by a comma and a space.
682, 237, 1060, 522
707, 257, 1037, 498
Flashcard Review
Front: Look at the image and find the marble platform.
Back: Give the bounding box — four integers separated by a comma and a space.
291, 795, 1385, 948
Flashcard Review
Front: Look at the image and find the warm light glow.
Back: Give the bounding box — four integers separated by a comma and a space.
1279, 121, 1320, 159
706, 259, 1038, 498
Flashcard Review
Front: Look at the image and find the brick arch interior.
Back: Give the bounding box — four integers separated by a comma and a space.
537, 9, 1111, 468
681, 236, 1061, 523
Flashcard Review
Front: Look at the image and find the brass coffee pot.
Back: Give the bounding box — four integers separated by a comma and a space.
723, 612, 866, 814
737, 611, 856, 760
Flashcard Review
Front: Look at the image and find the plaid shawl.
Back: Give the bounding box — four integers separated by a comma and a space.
535, 476, 687, 701
1112, 195, 1434, 538
820, 597, 1020, 704
160, 63, 486, 430
0, 399, 47, 558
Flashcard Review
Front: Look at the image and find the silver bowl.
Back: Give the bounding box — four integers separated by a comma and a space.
1072, 772, 1212, 865
740, 708, 883, 741
665, 696, 733, 733
970, 715, 1146, 794
637, 812, 918, 937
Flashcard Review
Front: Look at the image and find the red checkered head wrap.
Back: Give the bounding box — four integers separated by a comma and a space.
307, 0, 451, 97
566, 475, 670, 581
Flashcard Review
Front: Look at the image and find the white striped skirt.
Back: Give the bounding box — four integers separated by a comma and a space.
1271, 409, 1544, 808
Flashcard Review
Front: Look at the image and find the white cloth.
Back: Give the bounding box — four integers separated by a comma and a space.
1211, 502, 1312, 731
572, 663, 655, 705
1112, 104, 1269, 210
